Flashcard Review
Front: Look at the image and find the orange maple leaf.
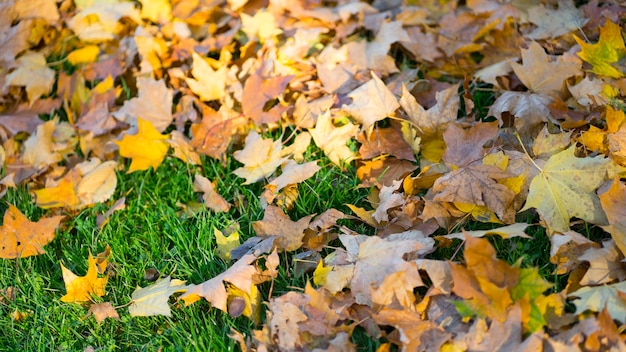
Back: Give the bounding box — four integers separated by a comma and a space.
0, 205, 64, 259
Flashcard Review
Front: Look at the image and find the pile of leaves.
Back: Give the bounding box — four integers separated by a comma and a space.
2, 0, 626, 350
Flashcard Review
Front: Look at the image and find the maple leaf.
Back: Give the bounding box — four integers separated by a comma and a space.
488, 91, 552, 134
343, 234, 433, 307
252, 205, 313, 252
442, 122, 499, 168
342, 72, 399, 129
432, 164, 516, 223
4, 51, 55, 105
60, 251, 109, 303
139, 0, 171, 24
86, 302, 120, 323
21, 118, 63, 170
373, 308, 450, 351
232, 131, 286, 184
364, 21, 411, 73
510, 41, 581, 95
577, 240, 626, 285
451, 236, 526, 322
599, 178, 626, 256
443, 223, 530, 240
241, 66, 292, 125
193, 174, 231, 213
357, 123, 416, 161
33, 174, 79, 210
309, 110, 359, 167
240, 10, 282, 43
129, 276, 188, 317
116, 118, 170, 173
521, 146, 611, 233
76, 159, 118, 207
113, 77, 173, 132
214, 227, 240, 261
185, 52, 228, 102
574, 19, 626, 79
568, 281, 626, 322
67, 1, 140, 42
526, 0, 588, 40
179, 254, 258, 312
0, 205, 63, 259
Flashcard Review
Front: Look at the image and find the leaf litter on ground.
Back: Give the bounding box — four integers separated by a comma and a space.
1, 0, 626, 350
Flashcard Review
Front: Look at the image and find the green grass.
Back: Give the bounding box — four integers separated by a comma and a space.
0, 143, 377, 350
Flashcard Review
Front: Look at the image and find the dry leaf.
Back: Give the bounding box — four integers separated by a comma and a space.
193, 174, 231, 213
0, 205, 63, 259
129, 276, 188, 317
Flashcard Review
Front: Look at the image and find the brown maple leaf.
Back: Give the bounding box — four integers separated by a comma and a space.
252, 205, 313, 252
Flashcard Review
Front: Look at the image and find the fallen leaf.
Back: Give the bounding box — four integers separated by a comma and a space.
599, 178, 626, 256
521, 146, 611, 233
450, 236, 519, 321
527, 0, 588, 40
214, 227, 240, 261
129, 276, 188, 317
112, 77, 173, 132
510, 41, 581, 95
116, 118, 170, 173
241, 66, 292, 125
309, 110, 359, 167
568, 281, 626, 322
432, 163, 516, 223
193, 174, 231, 213
443, 223, 530, 240
185, 52, 228, 102
67, 2, 140, 42
86, 302, 120, 323
179, 253, 258, 312
577, 239, 626, 285
574, 19, 626, 79
357, 124, 416, 161
21, 118, 63, 170
342, 72, 399, 129
4, 51, 55, 105
0, 205, 64, 259
60, 251, 109, 303
232, 131, 286, 184
252, 205, 313, 252
442, 122, 499, 168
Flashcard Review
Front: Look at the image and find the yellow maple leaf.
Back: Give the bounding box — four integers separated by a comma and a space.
60, 251, 109, 303
34, 174, 81, 210
574, 19, 626, 78
116, 118, 170, 173
521, 146, 611, 233
214, 227, 239, 261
